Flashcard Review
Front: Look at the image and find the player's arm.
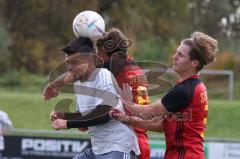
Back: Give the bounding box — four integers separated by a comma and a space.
123, 83, 192, 119
66, 105, 111, 128
124, 100, 167, 120
52, 105, 112, 130
128, 117, 164, 132
43, 72, 68, 100
66, 113, 110, 128
120, 83, 166, 119
110, 109, 163, 132
43, 70, 79, 100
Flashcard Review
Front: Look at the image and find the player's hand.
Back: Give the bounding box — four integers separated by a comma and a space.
52, 119, 67, 130
78, 127, 88, 132
64, 64, 89, 83
50, 111, 58, 121
109, 108, 130, 123
120, 83, 134, 114
43, 82, 61, 101
63, 71, 76, 84
50, 111, 64, 121
121, 83, 133, 104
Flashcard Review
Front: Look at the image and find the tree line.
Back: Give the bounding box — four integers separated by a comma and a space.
0, 0, 239, 74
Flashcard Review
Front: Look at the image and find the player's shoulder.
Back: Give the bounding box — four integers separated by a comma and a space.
94, 68, 116, 85
95, 68, 113, 78
182, 78, 202, 91
98, 68, 111, 74
173, 78, 202, 97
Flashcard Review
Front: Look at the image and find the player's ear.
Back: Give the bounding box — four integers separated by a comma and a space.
191, 60, 199, 69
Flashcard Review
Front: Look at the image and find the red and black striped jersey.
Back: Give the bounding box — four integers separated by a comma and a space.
161, 75, 208, 159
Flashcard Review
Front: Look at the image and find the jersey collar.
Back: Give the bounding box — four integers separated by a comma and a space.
176, 74, 200, 84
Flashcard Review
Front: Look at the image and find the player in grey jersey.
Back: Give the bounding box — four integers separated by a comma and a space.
48, 36, 140, 159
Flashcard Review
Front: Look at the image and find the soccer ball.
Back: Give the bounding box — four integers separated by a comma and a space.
72, 11, 105, 40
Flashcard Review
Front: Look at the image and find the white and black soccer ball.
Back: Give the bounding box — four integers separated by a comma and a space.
72, 10, 105, 40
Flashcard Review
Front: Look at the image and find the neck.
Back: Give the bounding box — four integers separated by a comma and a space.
178, 70, 199, 82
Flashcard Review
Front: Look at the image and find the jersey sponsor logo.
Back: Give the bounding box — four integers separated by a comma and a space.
136, 86, 150, 105
126, 71, 148, 86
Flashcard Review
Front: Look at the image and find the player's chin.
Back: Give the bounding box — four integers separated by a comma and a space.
172, 65, 180, 73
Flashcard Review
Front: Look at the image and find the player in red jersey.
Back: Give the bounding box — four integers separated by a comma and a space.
96, 28, 152, 159
110, 31, 218, 159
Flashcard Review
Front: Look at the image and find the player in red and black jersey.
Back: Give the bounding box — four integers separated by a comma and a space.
161, 75, 208, 159
97, 28, 151, 159
111, 31, 218, 159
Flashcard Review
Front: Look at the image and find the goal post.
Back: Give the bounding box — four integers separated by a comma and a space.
200, 69, 234, 101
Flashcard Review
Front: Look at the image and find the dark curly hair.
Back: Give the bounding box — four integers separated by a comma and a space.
96, 28, 131, 57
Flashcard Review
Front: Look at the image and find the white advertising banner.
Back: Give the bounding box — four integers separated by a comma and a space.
208, 142, 240, 159
149, 138, 240, 159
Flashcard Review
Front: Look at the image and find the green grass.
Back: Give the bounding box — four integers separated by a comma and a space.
0, 90, 75, 130
206, 100, 240, 138
0, 90, 240, 139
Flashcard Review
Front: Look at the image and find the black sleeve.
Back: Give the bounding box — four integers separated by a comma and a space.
63, 112, 83, 120
161, 84, 192, 113
66, 112, 110, 128
66, 105, 112, 128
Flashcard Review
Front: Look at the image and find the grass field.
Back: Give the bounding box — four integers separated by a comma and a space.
0, 90, 240, 139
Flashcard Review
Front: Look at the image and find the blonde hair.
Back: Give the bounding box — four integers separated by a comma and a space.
182, 31, 218, 71
191, 31, 218, 64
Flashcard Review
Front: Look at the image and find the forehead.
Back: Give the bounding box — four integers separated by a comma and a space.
65, 53, 90, 61
177, 43, 191, 55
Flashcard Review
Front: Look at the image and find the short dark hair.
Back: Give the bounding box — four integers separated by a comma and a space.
62, 36, 94, 55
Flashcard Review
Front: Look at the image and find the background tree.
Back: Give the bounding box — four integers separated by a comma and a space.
0, 0, 239, 74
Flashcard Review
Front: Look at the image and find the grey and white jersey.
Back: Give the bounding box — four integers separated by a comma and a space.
73, 68, 140, 155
